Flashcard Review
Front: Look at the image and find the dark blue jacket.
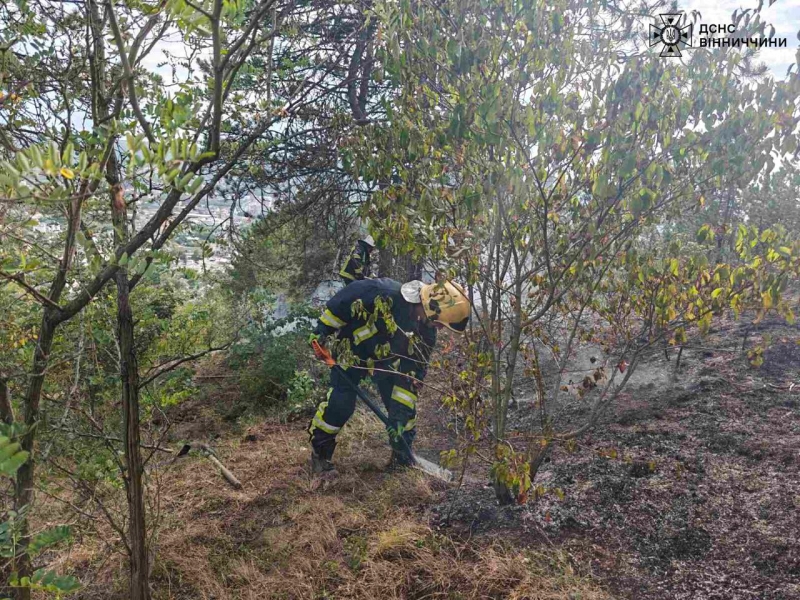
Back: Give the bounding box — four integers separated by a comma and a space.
339, 240, 371, 282
315, 278, 436, 381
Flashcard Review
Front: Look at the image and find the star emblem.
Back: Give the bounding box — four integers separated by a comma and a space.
649, 13, 693, 57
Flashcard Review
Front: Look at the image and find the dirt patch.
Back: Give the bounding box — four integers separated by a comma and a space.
761, 339, 800, 380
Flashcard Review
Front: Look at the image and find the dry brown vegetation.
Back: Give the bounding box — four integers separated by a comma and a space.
36, 316, 800, 600
40, 407, 610, 599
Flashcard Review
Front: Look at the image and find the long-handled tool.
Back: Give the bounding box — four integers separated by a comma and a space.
312, 340, 453, 482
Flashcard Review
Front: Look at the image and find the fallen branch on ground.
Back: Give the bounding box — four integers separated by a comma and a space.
171, 442, 243, 490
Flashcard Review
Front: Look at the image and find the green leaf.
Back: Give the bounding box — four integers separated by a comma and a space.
0, 438, 21, 462
29, 568, 80, 593
697, 224, 715, 244
28, 526, 71, 557
135, 258, 149, 275
16, 152, 30, 172
61, 141, 74, 164
29, 145, 43, 169
187, 175, 204, 194
177, 173, 194, 191
0, 436, 28, 477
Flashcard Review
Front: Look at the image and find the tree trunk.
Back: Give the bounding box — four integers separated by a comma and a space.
489, 191, 515, 504
0, 376, 13, 425
116, 269, 150, 600
111, 181, 150, 600
14, 314, 57, 600
393, 253, 410, 281
13, 173, 84, 600
491, 195, 506, 441
492, 478, 515, 505
378, 245, 393, 278
407, 259, 423, 281
1, 374, 17, 589
528, 443, 551, 482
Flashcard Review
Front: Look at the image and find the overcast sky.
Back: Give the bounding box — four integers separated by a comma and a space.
680, 0, 799, 78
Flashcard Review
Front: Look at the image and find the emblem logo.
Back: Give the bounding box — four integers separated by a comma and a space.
649, 13, 692, 57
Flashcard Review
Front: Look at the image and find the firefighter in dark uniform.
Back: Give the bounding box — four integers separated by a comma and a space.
339, 235, 375, 285
307, 278, 470, 473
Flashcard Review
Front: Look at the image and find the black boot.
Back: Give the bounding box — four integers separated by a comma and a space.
310, 440, 337, 474
387, 447, 415, 471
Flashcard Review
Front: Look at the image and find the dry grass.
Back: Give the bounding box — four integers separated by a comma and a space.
44, 408, 612, 600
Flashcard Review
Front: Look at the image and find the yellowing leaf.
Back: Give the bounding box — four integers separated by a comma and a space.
60, 167, 75, 179
762, 291, 773, 309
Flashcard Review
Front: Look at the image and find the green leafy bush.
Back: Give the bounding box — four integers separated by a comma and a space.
285, 370, 319, 420
229, 303, 324, 412
0, 428, 79, 598
9, 568, 80, 597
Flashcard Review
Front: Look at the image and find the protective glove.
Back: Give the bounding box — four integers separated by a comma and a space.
308, 332, 321, 346
311, 339, 335, 365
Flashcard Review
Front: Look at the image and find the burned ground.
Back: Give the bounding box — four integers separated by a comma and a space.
429, 319, 800, 600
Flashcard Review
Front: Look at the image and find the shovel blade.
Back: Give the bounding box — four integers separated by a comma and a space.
411, 453, 455, 483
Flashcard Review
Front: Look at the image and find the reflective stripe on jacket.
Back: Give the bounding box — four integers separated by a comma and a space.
314, 278, 436, 382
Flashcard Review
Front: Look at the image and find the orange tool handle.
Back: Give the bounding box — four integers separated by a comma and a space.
311, 339, 336, 366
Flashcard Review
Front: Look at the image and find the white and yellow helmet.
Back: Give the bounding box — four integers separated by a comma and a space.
401, 280, 470, 332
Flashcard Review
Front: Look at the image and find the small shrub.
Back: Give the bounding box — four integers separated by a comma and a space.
285, 370, 320, 421
233, 332, 308, 406
229, 302, 323, 413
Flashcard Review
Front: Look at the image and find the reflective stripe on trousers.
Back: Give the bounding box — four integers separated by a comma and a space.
308, 367, 418, 456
